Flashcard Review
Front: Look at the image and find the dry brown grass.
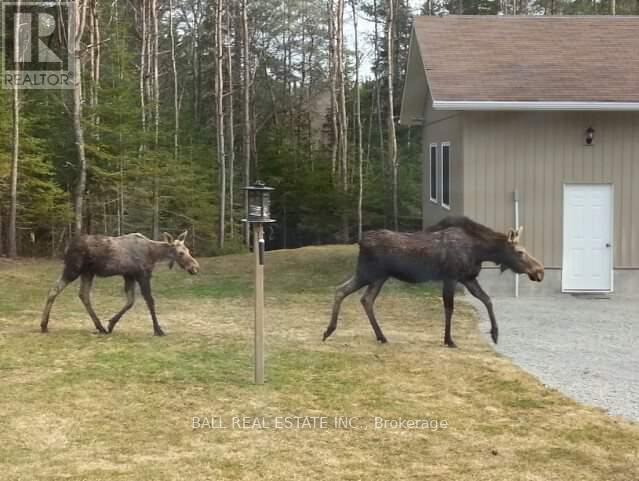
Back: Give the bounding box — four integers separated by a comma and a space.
0, 246, 638, 481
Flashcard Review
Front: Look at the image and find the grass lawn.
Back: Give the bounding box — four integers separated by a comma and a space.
1, 246, 638, 481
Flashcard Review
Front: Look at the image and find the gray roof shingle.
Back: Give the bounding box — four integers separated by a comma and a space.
414, 16, 639, 103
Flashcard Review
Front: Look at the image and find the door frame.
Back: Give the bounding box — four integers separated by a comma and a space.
561, 182, 614, 293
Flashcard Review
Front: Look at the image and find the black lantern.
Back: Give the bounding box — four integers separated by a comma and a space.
242, 181, 275, 223
585, 127, 595, 146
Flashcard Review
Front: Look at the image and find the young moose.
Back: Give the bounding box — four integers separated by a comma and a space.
41, 231, 199, 336
323, 216, 544, 347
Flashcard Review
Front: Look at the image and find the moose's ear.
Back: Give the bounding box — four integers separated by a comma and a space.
177, 230, 188, 242
507, 229, 517, 243
162, 232, 174, 243
517, 225, 524, 238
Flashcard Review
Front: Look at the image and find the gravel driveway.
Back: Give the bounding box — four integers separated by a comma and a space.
465, 293, 639, 422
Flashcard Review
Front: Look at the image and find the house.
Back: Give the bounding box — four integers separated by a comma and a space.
400, 16, 639, 295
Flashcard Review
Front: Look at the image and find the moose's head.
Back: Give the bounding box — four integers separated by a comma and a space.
500, 227, 544, 282
163, 231, 200, 275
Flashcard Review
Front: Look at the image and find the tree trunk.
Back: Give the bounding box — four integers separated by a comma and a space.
328, 0, 338, 179
73, 0, 88, 234
169, 0, 179, 162
151, 0, 160, 240
386, 0, 398, 231
352, 0, 363, 241
139, 0, 147, 155
216, 0, 226, 249
241, 0, 251, 247
89, 0, 101, 231
9, 0, 21, 257
335, 0, 348, 242
227, 11, 236, 240
337, 0, 347, 193
373, 0, 386, 227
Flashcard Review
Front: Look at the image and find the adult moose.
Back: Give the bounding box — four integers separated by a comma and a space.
41, 231, 199, 336
323, 216, 544, 348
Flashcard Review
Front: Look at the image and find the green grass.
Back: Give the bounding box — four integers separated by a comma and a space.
0, 247, 638, 481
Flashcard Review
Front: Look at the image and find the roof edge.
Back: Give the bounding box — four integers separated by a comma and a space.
432, 100, 639, 111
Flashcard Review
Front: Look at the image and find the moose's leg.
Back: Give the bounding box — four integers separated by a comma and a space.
138, 275, 164, 336
462, 278, 498, 344
41, 275, 73, 332
443, 279, 457, 348
361, 278, 388, 343
107, 276, 136, 333
323, 276, 367, 341
79, 274, 107, 334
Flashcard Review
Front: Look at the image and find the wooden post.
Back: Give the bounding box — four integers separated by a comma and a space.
254, 223, 265, 384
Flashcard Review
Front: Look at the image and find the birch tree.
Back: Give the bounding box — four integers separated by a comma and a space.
9, 0, 21, 257
386, 0, 399, 231
352, 0, 363, 241
226, 8, 236, 240
151, 0, 160, 240
216, 0, 227, 249
72, 0, 89, 234
169, 0, 180, 161
241, 0, 251, 246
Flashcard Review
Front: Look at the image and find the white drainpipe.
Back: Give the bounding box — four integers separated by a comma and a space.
514, 190, 520, 298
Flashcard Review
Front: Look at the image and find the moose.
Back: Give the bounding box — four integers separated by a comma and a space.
41, 231, 200, 336
323, 216, 544, 348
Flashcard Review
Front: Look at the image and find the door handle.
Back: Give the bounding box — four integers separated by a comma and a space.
605, 243, 611, 248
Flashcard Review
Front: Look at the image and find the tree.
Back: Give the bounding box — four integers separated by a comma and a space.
9, 0, 21, 257
352, 0, 364, 240
72, 0, 89, 234
241, 0, 252, 246
215, 0, 227, 249
386, 0, 399, 231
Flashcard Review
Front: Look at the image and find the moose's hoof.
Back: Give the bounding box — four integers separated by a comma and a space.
95, 328, 108, 335
490, 328, 499, 344
40, 327, 48, 333
377, 336, 388, 344
445, 339, 457, 348
322, 329, 334, 341
154, 329, 166, 337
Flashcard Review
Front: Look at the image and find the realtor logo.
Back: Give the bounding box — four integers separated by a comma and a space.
2, 1, 76, 89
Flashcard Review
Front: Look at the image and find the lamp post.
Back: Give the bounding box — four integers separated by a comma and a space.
242, 181, 275, 384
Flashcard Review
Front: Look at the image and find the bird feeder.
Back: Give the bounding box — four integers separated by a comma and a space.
241, 181, 275, 385
243, 181, 276, 224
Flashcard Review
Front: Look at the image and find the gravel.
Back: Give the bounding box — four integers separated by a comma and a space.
465, 293, 639, 422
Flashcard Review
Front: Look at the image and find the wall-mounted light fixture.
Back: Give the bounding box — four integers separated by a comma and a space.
585, 127, 595, 146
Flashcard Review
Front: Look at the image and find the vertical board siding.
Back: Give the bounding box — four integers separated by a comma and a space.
633, 114, 639, 266
461, 111, 639, 268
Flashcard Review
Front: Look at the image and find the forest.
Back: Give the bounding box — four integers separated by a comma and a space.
1, 0, 636, 257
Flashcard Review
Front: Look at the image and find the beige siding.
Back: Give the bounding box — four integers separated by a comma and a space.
462, 111, 639, 268
422, 98, 463, 228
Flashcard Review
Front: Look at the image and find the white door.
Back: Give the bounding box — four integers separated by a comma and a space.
562, 184, 613, 292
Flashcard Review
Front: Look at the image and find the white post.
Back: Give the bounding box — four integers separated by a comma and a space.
254, 223, 265, 384
514, 190, 520, 298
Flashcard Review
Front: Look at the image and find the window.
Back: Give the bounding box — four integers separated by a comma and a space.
429, 144, 438, 203
441, 143, 451, 209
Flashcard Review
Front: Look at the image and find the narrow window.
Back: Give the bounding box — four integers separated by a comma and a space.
429, 143, 438, 203
441, 143, 451, 209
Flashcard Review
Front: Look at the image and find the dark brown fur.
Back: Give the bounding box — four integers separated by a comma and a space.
323, 216, 544, 347
41, 232, 199, 336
